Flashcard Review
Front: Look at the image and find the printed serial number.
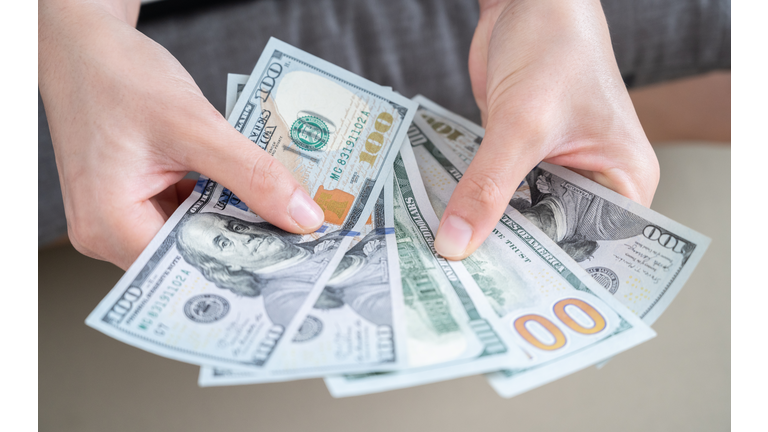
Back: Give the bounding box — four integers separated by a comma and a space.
330, 111, 369, 181
138, 270, 189, 331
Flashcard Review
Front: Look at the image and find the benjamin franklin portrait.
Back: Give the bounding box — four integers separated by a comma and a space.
175, 212, 392, 329
512, 167, 649, 262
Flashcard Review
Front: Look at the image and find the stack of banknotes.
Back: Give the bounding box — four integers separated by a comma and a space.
86, 38, 710, 398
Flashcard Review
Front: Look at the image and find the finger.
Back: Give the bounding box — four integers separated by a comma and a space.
468, 25, 490, 127
176, 109, 325, 234
68, 197, 169, 271
434, 113, 547, 260
111, 180, 195, 270
152, 178, 198, 219
175, 178, 198, 203
551, 143, 659, 208
154, 182, 182, 220
111, 170, 193, 267
118, 200, 170, 270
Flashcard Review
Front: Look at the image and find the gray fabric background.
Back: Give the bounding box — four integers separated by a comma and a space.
38, 0, 731, 246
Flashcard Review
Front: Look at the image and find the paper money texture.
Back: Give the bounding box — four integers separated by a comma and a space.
413, 95, 710, 325
85, 40, 416, 371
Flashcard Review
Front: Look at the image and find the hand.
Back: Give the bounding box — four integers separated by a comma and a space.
39, 0, 324, 269
434, 0, 659, 260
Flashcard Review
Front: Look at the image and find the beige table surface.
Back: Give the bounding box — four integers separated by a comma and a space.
39, 143, 730, 432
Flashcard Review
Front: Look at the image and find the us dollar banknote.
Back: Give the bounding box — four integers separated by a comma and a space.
410, 95, 707, 396
325, 107, 656, 398
324, 143, 532, 397
198, 178, 409, 385
195, 75, 407, 384
85, 39, 416, 371
224, 73, 249, 118
413, 95, 710, 326
228, 38, 415, 238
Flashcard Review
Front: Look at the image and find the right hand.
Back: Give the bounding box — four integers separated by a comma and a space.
39, 0, 325, 270
433, 0, 659, 261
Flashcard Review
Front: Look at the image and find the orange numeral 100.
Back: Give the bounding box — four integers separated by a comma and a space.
514, 298, 606, 351
359, 112, 394, 166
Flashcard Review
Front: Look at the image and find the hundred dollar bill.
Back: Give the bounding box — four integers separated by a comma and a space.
413, 95, 710, 326
195, 74, 407, 382
327, 110, 655, 398
224, 73, 249, 118
198, 178, 408, 385
226, 73, 393, 120
411, 95, 705, 396
228, 38, 416, 240
85, 40, 416, 370
324, 142, 529, 397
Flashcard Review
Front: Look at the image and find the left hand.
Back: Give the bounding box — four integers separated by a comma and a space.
434, 0, 659, 260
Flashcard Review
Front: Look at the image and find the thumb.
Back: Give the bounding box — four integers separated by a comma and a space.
183, 113, 325, 234
434, 115, 546, 260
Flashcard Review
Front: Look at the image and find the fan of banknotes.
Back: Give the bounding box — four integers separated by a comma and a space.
85, 38, 710, 399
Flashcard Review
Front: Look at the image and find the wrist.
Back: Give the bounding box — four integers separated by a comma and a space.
38, 0, 141, 88
478, 0, 603, 22
40, 0, 141, 28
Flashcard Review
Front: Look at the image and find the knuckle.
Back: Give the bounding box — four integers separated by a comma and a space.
462, 172, 506, 213
67, 228, 87, 254
649, 153, 661, 184
248, 151, 286, 195
67, 219, 99, 258
643, 152, 661, 204
627, 142, 661, 206
194, 101, 228, 131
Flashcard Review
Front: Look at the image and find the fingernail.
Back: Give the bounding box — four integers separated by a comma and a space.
288, 189, 324, 230
434, 215, 473, 258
